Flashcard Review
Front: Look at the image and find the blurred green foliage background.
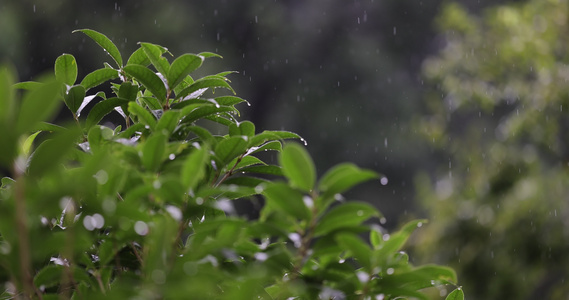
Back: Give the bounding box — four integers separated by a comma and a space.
3, 0, 569, 298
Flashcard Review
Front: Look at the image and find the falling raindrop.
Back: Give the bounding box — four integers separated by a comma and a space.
380, 177, 388, 185
393, 26, 397, 35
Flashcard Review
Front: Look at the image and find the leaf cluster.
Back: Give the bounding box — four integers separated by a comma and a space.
0, 29, 462, 299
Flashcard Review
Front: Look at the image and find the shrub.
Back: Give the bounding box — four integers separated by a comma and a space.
0, 29, 462, 299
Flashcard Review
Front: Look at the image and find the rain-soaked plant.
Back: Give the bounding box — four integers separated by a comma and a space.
0, 29, 463, 299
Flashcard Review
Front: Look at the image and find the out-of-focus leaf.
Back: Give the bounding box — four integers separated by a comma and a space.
33, 265, 63, 288
155, 110, 180, 136
12, 81, 42, 90
373, 219, 427, 265
28, 127, 82, 177
314, 202, 380, 237
123, 64, 166, 104
263, 182, 310, 221
64, 85, 86, 115
20, 131, 41, 157
0, 66, 15, 124
17, 80, 62, 134
336, 233, 372, 270
279, 143, 315, 192
73, 29, 123, 67
80, 68, 119, 91
54, 54, 77, 85
168, 53, 203, 90
128, 102, 157, 129
215, 136, 249, 166
142, 132, 168, 172
319, 163, 379, 197
85, 97, 129, 130
181, 147, 209, 190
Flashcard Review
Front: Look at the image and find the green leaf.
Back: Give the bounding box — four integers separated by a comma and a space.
0, 66, 15, 124
20, 131, 41, 157
33, 265, 64, 288
335, 233, 372, 270
181, 105, 235, 124
64, 85, 86, 114
127, 47, 151, 66
142, 132, 168, 172
279, 143, 315, 192
123, 64, 167, 104
186, 125, 216, 145
263, 182, 310, 221
215, 136, 249, 166
223, 176, 268, 187
373, 219, 427, 265
248, 130, 301, 148
249, 141, 282, 154
319, 163, 379, 197
446, 288, 465, 300
198, 51, 223, 59
80, 68, 119, 91
155, 110, 181, 135
314, 202, 380, 237
181, 147, 209, 190
17, 80, 62, 134
74, 29, 123, 67
214, 95, 250, 106
28, 127, 82, 177
177, 77, 235, 100
238, 165, 283, 176
118, 81, 139, 101
85, 97, 130, 130
168, 53, 203, 90
128, 102, 157, 129
140, 42, 170, 78
54, 54, 77, 85
229, 121, 255, 137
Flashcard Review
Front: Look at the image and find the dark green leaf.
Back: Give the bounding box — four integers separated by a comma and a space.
128, 102, 157, 129
335, 233, 372, 270
279, 143, 315, 192
248, 130, 301, 148
118, 81, 139, 101
33, 265, 63, 288
54, 54, 77, 85
181, 147, 209, 190
222, 176, 268, 187
80, 68, 119, 91
177, 77, 235, 100
123, 64, 167, 104
186, 125, 215, 145
168, 53, 203, 90
319, 163, 379, 197
446, 288, 464, 300
215, 136, 249, 166
314, 202, 380, 237
214, 95, 250, 106
142, 132, 168, 172
0, 66, 15, 124
85, 97, 130, 130
17, 80, 62, 134
263, 182, 310, 220
140, 42, 170, 78
181, 105, 235, 124
64, 85, 86, 114
239, 165, 283, 176
230, 155, 265, 169
73, 29, 123, 67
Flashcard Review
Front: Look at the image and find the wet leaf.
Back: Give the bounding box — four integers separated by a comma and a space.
85, 97, 129, 130
54, 54, 77, 85
80, 68, 119, 91
140, 42, 170, 78
319, 163, 378, 197
181, 147, 209, 190
279, 143, 315, 192
64, 85, 86, 115
168, 53, 203, 90
177, 77, 235, 100
215, 136, 249, 166
155, 110, 180, 136
128, 101, 157, 129
229, 121, 255, 137
74, 29, 123, 67
314, 202, 380, 237
123, 64, 167, 104
336, 233, 372, 270
446, 288, 464, 300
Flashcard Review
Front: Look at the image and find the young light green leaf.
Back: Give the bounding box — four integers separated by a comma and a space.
128, 102, 157, 129
335, 233, 372, 270
123, 64, 167, 104
168, 53, 203, 90
181, 147, 209, 190
64, 85, 86, 115
279, 143, 315, 192
20, 131, 41, 157
263, 182, 311, 220
142, 132, 168, 172
85, 97, 129, 130
54, 54, 77, 85
214, 136, 249, 166
17, 80, 62, 134
80, 68, 119, 91
314, 202, 380, 237
140, 42, 170, 78
319, 163, 379, 197
73, 29, 123, 67
127, 47, 151, 66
